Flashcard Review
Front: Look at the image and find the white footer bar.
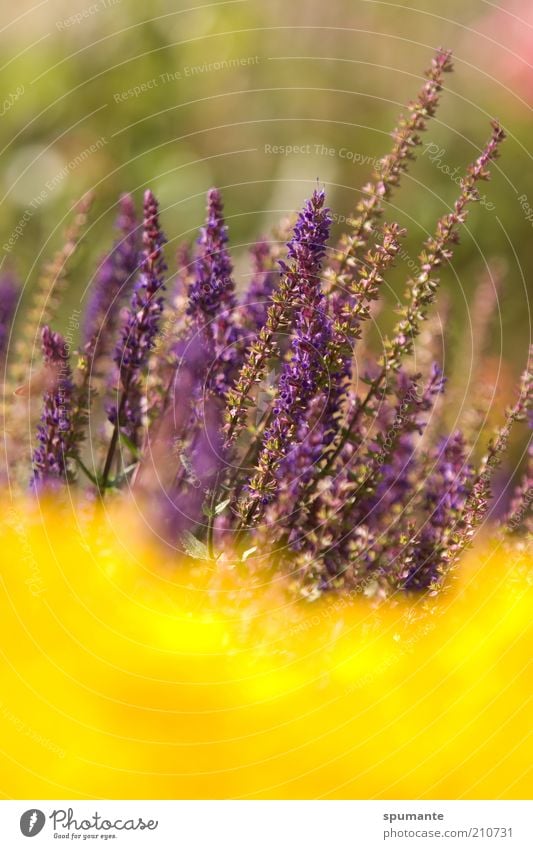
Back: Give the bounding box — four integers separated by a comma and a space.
1, 800, 531, 848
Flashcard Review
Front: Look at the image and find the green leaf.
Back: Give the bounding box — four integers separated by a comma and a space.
111, 462, 138, 487
181, 531, 209, 561
118, 430, 141, 460
214, 498, 231, 516
72, 456, 102, 487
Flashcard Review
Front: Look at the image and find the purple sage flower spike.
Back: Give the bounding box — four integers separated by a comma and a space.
240, 189, 332, 523
316, 121, 506, 485
103, 190, 166, 486
188, 188, 236, 324
186, 188, 241, 393
31, 326, 75, 487
297, 366, 445, 578
327, 48, 453, 297
446, 347, 532, 569
401, 431, 474, 592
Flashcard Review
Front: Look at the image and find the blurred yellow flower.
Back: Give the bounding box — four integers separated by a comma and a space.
0, 496, 530, 799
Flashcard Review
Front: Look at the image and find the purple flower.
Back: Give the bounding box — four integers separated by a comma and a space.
267, 394, 335, 541
288, 364, 446, 580
223, 218, 294, 448
0, 271, 19, 362
188, 188, 236, 323
243, 189, 332, 517
187, 188, 240, 394
268, 225, 404, 529
402, 431, 473, 591
83, 194, 139, 349
322, 122, 505, 479
110, 190, 166, 441
159, 391, 225, 548
329, 49, 453, 300
31, 326, 75, 486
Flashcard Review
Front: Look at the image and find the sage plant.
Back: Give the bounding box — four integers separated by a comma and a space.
5, 48, 527, 598
31, 327, 76, 487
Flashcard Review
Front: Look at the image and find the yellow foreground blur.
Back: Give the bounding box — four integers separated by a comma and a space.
0, 497, 531, 799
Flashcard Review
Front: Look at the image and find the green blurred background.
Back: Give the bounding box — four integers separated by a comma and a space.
0, 0, 531, 410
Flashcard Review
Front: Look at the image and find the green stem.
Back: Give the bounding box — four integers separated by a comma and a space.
206, 472, 220, 560
100, 422, 119, 493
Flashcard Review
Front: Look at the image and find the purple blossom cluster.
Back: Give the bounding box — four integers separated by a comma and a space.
108, 190, 167, 446
31, 326, 76, 486
401, 431, 474, 591
4, 49, 529, 597
188, 188, 236, 323
186, 188, 241, 393
243, 189, 332, 516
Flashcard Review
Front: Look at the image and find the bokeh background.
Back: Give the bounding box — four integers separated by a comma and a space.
0, 1, 531, 803
0, 0, 531, 464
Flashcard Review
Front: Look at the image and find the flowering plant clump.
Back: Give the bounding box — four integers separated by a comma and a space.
1, 49, 531, 599
0, 47, 531, 804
